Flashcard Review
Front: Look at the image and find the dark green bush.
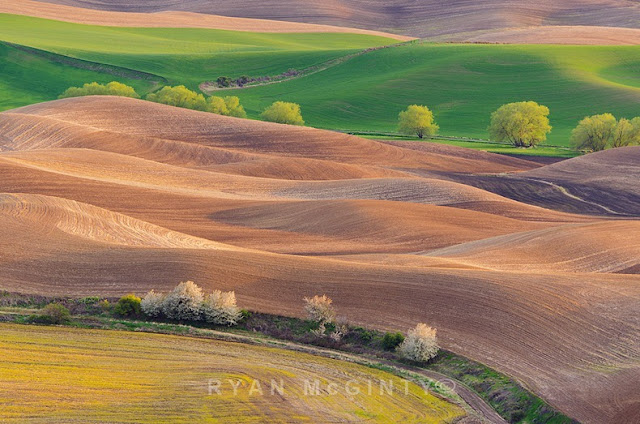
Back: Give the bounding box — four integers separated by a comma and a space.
382, 332, 405, 350
113, 294, 141, 318
216, 76, 232, 87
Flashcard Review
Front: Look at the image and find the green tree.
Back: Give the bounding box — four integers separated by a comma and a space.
488, 101, 551, 147
632, 118, 640, 145
398, 105, 439, 139
207, 96, 247, 118
611, 118, 636, 148
60, 81, 139, 99
382, 332, 405, 351
207, 96, 229, 115
223, 96, 247, 118
146, 85, 207, 111
570, 113, 617, 152
216, 76, 233, 88
114, 294, 142, 318
261, 101, 304, 125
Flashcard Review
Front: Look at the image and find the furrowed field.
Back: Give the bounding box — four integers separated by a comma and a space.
1, 14, 639, 146
0, 324, 463, 423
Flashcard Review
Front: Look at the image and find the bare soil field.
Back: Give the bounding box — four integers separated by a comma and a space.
0, 0, 412, 40
467, 25, 640, 45
26, 0, 640, 43
0, 97, 638, 424
452, 147, 640, 216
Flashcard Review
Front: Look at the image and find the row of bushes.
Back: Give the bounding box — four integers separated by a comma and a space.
27, 285, 439, 363
146, 85, 247, 118
146, 86, 305, 125
136, 281, 242, 326
59, 82, 305, 125
303, 294, 439, 362
404, 101, 640, 151
571, 114, 640, 152
60, 81, 139, 99
214, 70, 300, 89
60, 83, 640, 150
28, 283, 242, 326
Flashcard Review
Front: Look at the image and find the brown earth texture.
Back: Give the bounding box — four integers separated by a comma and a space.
0, 96, 638, 424
19, 0, 640, 43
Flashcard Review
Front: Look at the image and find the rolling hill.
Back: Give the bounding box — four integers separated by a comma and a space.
0, 96, 638, 424
0, 0, 412, 40
1, 14, 640, 146
228, 43, 640, 146
27, 0, 640, 41
450, 146, 640, 216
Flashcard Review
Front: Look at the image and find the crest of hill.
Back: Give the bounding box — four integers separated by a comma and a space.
0, 192, 235, 250
426, 221, 640, 274
4, 96, 537, 175
27, 0, 640, 43
0, 0, 412, 40
467, 25, 640, 45
522, 145, 640, 195
519, 146, 640, 216
446, 146, 640, 217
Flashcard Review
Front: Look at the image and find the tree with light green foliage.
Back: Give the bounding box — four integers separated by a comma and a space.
632, 118, 640, 144
114, 294, 141, 318
207, 96, 247, 118
610, 117, 640, 148
488, 101, 551, 148
146, 85, 207, 111
60, 81, 139, 99
611, 118, 635, 148
222, 96, 247, 118
570, 113, 617, 152
207, 96, 228, 115
398, 105, 439, 139
261, 101, 304, 125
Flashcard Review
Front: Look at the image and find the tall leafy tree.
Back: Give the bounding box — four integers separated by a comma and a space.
261, 101, 304, 125
398, 105, 439, 139
488, 101, 551, 147
570, 113, 617, 152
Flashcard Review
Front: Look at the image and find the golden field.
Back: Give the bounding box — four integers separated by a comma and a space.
0, 324, 464, 423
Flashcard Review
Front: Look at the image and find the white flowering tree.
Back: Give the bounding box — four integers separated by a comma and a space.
141, 290, 165, 317
161, 281, 204, 321
202, 290, 242, 326
304, 294, 336, 324
397, 323, 439, 362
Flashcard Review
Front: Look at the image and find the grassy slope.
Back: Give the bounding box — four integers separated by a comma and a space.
0, 42, 155, 110
0, 323, 464, 423
231, 43, 640, 146
0, 14, 395, 92
1, 14, 639, 147
364, 135, 580, 157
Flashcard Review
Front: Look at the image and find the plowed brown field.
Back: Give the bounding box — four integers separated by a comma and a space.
0, 96, 638, 424
0, 0, 412, 40
20, 0, 640, 43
